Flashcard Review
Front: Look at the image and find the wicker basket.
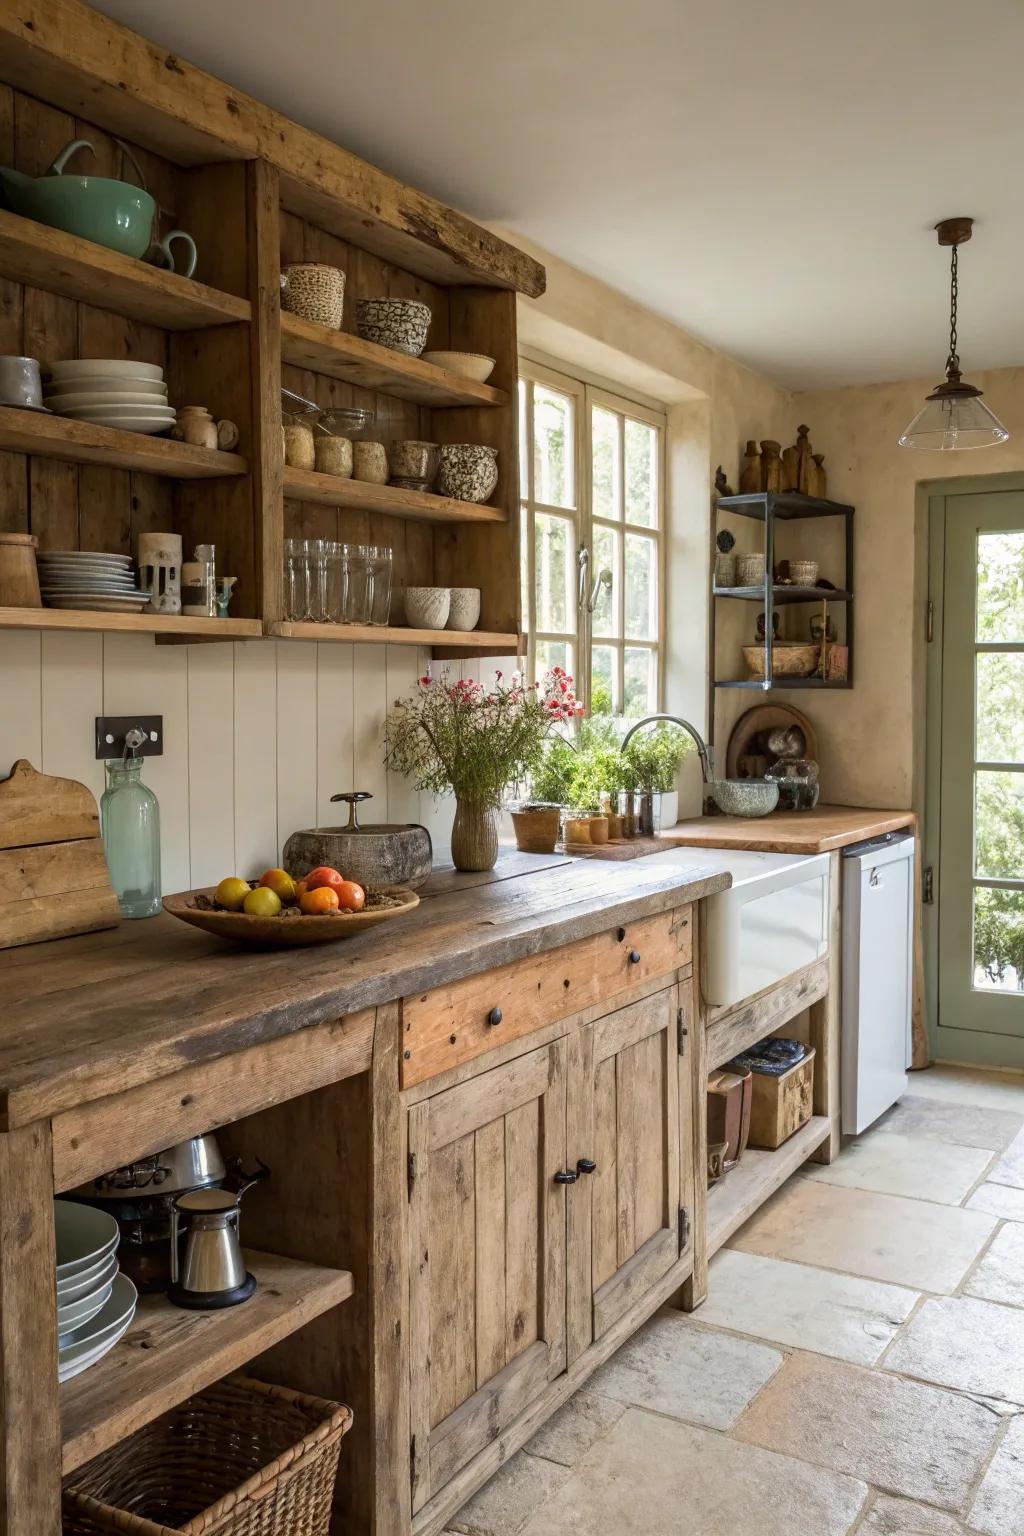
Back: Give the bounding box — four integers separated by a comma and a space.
62, 1377, 352, 1536
742, 642, 820, 679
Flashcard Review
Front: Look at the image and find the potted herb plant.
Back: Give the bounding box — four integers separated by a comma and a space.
386, 667, 582, 871
624, 723, 691, 830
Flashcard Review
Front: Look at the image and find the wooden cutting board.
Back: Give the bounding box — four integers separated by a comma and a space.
0, 759, 120, 948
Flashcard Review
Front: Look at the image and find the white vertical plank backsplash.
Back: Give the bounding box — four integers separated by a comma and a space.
186, 645, 236, 888
352, 643, 388, 812
0, 630, 42, 776
315, 642, 353, 827
274, 641, 318, 863
40, 630, 104, 801
385, 643, 422, 826
233, 640, 278, 879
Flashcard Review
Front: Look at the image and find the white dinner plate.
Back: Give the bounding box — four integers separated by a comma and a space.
38, 551, 133, 564
57, 415, 175, 435
58, 1311, 134, 1384
45, 390, 169, 411
53, 403, 176, 419
44, 378, 168, 398
45, 596, 151, 611
57, 1271, 115, 1336
58, 1274, 137, 1381
54, 1202, 120, 1280
47, 359, 164, 381
57, 1248, 119, 1305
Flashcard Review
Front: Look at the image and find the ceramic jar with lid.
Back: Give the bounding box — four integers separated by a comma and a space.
314, 432, 353, 478
437, 443, 499, 504
283, 418, 315, 470
353, 441, 389, 484
280, 263, 346, 329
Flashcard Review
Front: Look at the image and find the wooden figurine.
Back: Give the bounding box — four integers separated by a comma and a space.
806, 452, 827, 499
781, 440, 800, 492
739, 440, 761, 494
759, 440, 783, 492
795, 424, 812, 493
714, 465, 735, 499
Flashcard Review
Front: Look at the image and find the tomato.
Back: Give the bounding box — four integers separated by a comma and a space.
304, 866, 345, 893
300, 886, 340, 915
334, 880, 365, 912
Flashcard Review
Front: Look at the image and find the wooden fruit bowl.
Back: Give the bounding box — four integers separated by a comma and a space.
163, 886, 419, 947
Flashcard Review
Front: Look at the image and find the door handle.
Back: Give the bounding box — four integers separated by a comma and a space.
553, 1169, 578, 1185
576, 1158, 597, 1175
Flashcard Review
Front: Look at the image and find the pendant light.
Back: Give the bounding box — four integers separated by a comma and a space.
899, 218, 1008, 451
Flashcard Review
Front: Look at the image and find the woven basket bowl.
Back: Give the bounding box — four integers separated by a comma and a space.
742, 642, 820, 679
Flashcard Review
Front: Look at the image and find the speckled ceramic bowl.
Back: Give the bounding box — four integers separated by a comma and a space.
437, 443, 498, 504
708, 778, 779, 817
356, 298, 431, 356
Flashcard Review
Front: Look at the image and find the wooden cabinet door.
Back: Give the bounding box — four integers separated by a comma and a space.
567, 988, 682, 1360
407, 1040, 568, 1509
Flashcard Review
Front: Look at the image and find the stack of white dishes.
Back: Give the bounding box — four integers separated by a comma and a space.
44, 359, 175, 435
37, 550, 151, 613
56, 1201, 138, 1384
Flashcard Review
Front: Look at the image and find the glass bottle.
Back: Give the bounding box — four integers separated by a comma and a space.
100, 733, 161, 919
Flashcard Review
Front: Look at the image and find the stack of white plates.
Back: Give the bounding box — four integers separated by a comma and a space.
56, 1201, 138, 1384
44, 360, 175, 435
37, 550, 151, 613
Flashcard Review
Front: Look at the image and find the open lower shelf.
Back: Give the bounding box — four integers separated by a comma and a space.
60, 1249, 353, 1475
0, 209, 250, 330
707, 1115, 830, 1258
283, 464, 505, 524
0, 608, 262, 639
269, 619, 521, 650
281, 312, 507, 408
0, 407, 248, 480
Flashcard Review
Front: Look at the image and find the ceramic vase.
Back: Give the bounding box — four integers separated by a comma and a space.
451, 799, 499, 872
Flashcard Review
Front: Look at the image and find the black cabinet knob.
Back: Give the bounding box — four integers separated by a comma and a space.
487, 1007, 503, 1028
616, 926, 626, 943
628, 949, 641, 965
576, 1158, 598, 1175
553, 1169, 578, 1185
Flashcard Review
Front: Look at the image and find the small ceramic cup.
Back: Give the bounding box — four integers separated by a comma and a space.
0, 356, 43, 410
405, 586, 450, 629
446, 587, 481, 631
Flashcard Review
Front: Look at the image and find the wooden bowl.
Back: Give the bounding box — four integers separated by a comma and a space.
742, 642, 820, 679
163, 886, 419, 947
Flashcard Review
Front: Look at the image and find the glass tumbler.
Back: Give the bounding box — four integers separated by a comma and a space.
325, 541, 345, 622
342, 543, 374, 625
307, 538, 331, 622
283, 537, 306, 621
368, 545, 393, 626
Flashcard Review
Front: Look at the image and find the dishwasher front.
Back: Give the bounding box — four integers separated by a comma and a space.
841, 831, 916, 1135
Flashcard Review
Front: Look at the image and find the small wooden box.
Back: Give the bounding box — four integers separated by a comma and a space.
747, 1048, 815, 1150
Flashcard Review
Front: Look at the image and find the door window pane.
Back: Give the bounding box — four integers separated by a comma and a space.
625, 419, 657, 528
624, 648, 655, 716
535, 513, 573, 633
591, 645, 615, 715
625, 533, 657, 640
520, 509, 530, 633
977, 653, 1024, 763
592, 523, 619, 639
592, 407, 620, 521
534, 385, 574, 509
537, 639, 572, 677
977, 531, 1024, 642
974, 887, 1024, 993
975, 770, 1024, 879
518, 379, 529, 498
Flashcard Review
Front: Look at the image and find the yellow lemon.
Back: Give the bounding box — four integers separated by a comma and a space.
216, 877, 250, 911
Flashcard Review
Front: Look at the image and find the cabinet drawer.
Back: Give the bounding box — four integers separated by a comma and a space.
402, 905, 691, 1088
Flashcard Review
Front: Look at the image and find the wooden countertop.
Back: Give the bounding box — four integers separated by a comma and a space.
0, 850, 728, 1131
663, 804, 916, 855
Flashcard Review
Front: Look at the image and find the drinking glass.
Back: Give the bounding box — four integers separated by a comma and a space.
325, 541, 345, 622
283, 537, 306, 621
308, 538, 331, 622
342, 544, 374, 625
368, 545, 393, 626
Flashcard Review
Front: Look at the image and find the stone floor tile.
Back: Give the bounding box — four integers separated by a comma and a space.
965, 1221, 1024, 1308
735, 1352, 1000, 1512
862, 1493, 983, 1535
586, 1309, 782, 1430
885, 1295, 1024, 1404
517, 1409, 868, 1536
448, 1449, 570, 1536
965, 1182, 1024, 1222
968, 1415, 1024, 1536
907, 1066, 1024, 1113
804, 1130, 993, 1205
988, 1128, 1024, 1191
728, 1177, 997, 1293
880, 1094, 1024, 1152
522, 1390, 625, 1466
700, 1249, 918, 1365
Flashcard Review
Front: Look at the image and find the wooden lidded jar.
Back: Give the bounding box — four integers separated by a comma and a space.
0, 533, 41, 608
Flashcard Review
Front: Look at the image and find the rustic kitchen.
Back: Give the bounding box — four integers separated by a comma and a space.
0, 4, 1022, 1535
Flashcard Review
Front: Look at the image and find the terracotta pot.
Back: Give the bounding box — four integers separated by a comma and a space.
451, 799, 499, 872
511, 806, 560, 854
588, 815, 609, 845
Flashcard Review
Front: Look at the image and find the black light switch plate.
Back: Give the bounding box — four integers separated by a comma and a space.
95, 716, 164, 760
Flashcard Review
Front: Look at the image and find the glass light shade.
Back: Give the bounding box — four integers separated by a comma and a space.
899, 385, 1009, 451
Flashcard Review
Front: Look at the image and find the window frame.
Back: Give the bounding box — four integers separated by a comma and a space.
519, 357, 666, 714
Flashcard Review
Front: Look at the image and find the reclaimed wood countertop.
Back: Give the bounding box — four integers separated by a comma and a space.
663, 804, 915, 855
0, 850, 729, 1131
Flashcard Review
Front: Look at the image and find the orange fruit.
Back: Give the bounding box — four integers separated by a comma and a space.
300, 886, 340, 915
294, 878, 308, 901
258, 867, 297, 904
334, 880, 365, 912
305, 865, 345, 893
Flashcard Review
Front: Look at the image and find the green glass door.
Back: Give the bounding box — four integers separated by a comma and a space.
935, 491, 1024, 1052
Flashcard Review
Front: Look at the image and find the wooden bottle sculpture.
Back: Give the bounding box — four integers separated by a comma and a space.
760, 440, 783, 492
795, 424, 813, 493
781, 439, 800, 492
806, 452, 827, 499
739, 440, 761, 494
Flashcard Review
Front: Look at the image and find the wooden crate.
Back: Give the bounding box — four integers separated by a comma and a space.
747, 1048, 815, 1150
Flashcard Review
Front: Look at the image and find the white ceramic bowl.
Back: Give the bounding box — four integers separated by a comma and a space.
57, 1247, 119, 1304
56, 413, 174, 434
421, 350, 496, 384
55, 1201, 120, 1279
48, 359, 164, 382
44, 378, 168, 398
446, 587, 481, 631
404, 586, 451, 630
54, 403, 175, 419
57, 1270, 116, 1335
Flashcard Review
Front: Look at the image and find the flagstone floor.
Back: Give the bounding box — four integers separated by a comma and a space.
446, 1064, 1024, 1535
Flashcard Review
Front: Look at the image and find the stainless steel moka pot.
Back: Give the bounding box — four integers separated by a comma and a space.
168, 1167, 265, 1309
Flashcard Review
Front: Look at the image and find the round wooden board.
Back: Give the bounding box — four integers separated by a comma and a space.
162, 886, 420, 947
725, 704, 819, 780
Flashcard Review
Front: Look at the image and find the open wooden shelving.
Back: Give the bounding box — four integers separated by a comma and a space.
707, 1115, 831, 1258
283, 464, 505, 524
0, 210, 250, 330
60, 1250, 353, 1476
0, 407, 247, 480
281, 313, 506, 408
268, 619, 521, 650
0, 607, 262, 639
713, 585, 853, 606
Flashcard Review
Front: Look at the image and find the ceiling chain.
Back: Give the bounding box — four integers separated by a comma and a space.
947, 244, 960, 374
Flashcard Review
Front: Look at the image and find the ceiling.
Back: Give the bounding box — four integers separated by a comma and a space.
92, 0, 1024, 390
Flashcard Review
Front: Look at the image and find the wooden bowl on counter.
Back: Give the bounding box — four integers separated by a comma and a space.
163, 886, 419, 947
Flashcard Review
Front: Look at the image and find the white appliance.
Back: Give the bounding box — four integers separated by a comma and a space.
841, 832, 915, 1134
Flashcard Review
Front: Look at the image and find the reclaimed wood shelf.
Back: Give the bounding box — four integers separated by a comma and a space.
0, 408, 248, 480
269, 619, 520, 650
714, 678, 853, 690
0, 210, 250, 330
713, 586, 853, 605
0, 607, 261, 639
281, 313, 507, 407
283, 464, 505, 524
60, 1249, 353, 1475
707, 1115, 830, 1257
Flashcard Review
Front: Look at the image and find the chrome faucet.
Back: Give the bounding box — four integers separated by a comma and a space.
620, 714, 715, 785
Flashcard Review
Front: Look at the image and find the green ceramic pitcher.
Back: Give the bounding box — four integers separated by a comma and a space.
0, 138, 197, 275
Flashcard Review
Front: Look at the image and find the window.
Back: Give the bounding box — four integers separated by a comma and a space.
519, 360, 665, 715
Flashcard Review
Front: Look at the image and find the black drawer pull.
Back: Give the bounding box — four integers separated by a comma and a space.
487, 1007, 503, 1028
628, 949, 641, 965
616, 926, 626, 942
576, 1158, 598, 1175
553, 1169, 578, 1185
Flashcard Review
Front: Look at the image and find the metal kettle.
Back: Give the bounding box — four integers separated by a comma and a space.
168, 1164, 267, 1310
